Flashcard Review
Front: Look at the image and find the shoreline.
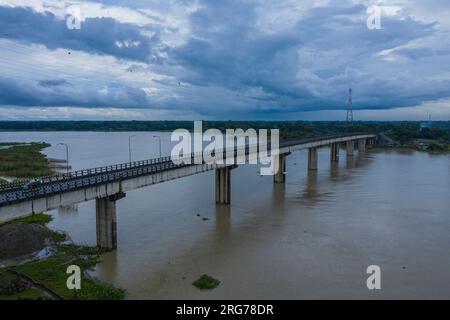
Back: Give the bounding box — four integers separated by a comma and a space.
0, 142, 124, 300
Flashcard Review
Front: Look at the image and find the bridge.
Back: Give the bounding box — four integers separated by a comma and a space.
0, 133, 377, 249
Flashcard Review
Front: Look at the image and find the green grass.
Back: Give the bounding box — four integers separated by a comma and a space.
0, 288, 45, 300
0, 142, 52, 178
0, 268, 46, 300
45, 229, 67, 243
0, 141, 124, 300
13, 213, 53, 225
0, 241, 124, 300
7, 213, 66, 242
192, 274, 221, 290
15, 252, 125, 300
1, 213, 124, 300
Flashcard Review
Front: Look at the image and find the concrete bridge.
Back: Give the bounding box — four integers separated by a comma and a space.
0, 133, 377, 249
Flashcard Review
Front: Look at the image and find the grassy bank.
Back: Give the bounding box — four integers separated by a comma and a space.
0, 141, 125, 300
0, 142, 53, 178
0, 268, 45, 300
0, 213, 125, 300
13, 244, 124, 300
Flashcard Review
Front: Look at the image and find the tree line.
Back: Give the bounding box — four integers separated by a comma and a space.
0, 121, 448, 143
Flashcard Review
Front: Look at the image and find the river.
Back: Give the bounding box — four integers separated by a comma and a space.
1, 131, 449, 299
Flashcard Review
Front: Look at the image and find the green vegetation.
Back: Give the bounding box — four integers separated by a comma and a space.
425, 141, 449, 152
0, 140, 124, 300
0, 268, 47, 300
0, 142, 52, 178
0, 120, 448, 145
15, 251, 124, 300
192, 274, 221, 290
0, 214, 125, 300
13, 213, 53, 225
12, 213, 67, 242
0, 287, 45, 300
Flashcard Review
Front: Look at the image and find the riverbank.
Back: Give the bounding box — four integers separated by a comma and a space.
405, 139, 450, 153
0, 142, 125, 300
0, 142, 53, 179
0, 214, 125, 299
373, 139, 450, 154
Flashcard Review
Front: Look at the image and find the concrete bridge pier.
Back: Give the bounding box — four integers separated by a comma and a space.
215, 166, 235, 204
274, 153, 289, 183
358, 138, 366, 152
308, 147, 318, 171
96, 192, 126, 249
330, 143, 340, 162
346, 140, 355, 157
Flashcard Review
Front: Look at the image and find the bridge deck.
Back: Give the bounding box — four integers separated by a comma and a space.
0, 133, 376, 207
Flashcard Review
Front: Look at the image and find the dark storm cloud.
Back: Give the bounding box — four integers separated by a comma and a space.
0, 0, 449, 118
0, 76, 152, 108
170, 1, 440, 112
0, 6, 159, 63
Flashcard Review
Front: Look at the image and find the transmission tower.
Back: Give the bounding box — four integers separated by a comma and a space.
346, 87, 353, 124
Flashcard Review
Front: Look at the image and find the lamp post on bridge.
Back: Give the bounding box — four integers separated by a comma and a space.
57, 143, 69, 174
153, 135, 162, 158
128, 134, 136, 163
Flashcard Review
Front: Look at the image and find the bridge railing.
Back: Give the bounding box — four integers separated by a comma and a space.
0, 154, 174, 192
0, 132, 376, 193
0, 157, 199, 205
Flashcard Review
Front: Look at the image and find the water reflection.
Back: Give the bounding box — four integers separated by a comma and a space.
346, 154, 356, 169
330, 162, 340, 179
271, 182, 286, 213
214, 205, 231, 239
57, 204, 78, 215
303, 171, 318, 202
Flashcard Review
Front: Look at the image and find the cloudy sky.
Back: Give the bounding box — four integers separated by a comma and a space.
0, 0, 449, 120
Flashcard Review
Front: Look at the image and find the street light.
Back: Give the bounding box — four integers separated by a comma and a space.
57, 143, 69, 174
153, 135, 162, 158
128, 135, 136, 163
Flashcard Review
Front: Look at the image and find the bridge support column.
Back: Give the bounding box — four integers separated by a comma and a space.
274, 153, 288, 183
215, 166, 234, 204
358, 138, 366, 152
96, 192, 125, 249
308, 147, 318, 171
330, 143, 339, 162
346, 141, 354, 157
